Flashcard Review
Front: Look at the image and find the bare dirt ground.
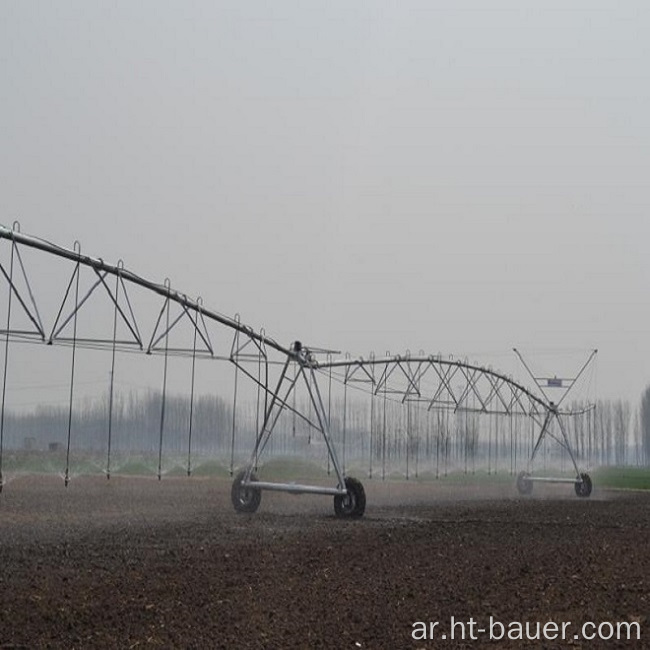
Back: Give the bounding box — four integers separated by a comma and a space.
1, 474, 649, 649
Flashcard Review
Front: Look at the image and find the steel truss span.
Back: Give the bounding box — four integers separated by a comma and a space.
0, 224, 595, 514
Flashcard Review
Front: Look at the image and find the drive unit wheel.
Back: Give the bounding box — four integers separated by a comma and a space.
574, 472, 592, 498
334, 477, 366, 518
516, 470, 533, 496
231, 469, 262, 513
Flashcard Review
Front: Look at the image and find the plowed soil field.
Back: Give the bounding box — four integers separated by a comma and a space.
1, 475, 648, 649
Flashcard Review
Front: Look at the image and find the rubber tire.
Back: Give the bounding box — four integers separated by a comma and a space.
575, 472, 592, 498
334, 477, 366, 518
231, 469, 262, 513
516, 470, 533, 496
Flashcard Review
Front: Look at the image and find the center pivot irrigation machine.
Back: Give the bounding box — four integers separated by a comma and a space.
0, 224, 596, 518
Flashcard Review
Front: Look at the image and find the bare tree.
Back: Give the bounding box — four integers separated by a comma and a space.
612, 399, 631, 465
640, 386, 650, 466
595, 399, 613, 465
633, 409, 641, 466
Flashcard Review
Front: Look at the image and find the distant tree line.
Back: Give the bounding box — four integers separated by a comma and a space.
3, 388, 650, 471
564, 399, 640, 466
4, 390, 232, 455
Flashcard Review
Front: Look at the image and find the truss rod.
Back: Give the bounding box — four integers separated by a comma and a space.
321, 355, 547, 413
0, 226, 288, 357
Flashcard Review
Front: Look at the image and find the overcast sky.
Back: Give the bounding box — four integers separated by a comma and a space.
1, 1, 649, 404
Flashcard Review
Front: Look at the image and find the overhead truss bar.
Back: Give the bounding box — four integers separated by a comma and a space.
0, 225, 287, 358
317, 354, 548, 417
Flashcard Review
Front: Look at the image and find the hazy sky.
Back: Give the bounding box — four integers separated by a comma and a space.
1, 1, 649, 404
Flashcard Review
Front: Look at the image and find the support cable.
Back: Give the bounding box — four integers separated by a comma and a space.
157, 289, 171, 481
0, 232, 17, 491
230, 330, 240, 477
106, 267, 120, 480
254, 340, 262, 469
406, 400, 411, 480
187, 310, 198, 477
64, 248, 81, 487
435, 411, 440, 479
368, 381, 374, 479
382, 372, 387, 481
327, 355, 333, 476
